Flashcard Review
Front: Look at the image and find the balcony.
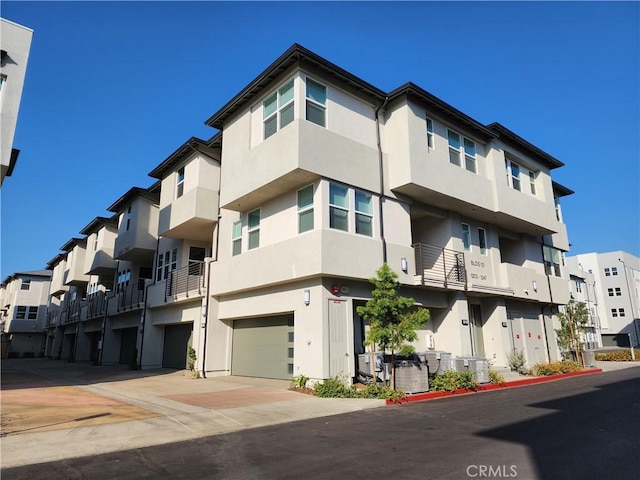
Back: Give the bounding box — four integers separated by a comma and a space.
165, 262, 205, 301
86, 292, 108, 319
413, 243, 466, 290
115, 284, 146, 312
158, 187, 218, 242
85, 250, 117, 277
61, 300, 82, 324
46, 309, 61, 328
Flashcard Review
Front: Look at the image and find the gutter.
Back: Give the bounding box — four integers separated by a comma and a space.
375, 96, 389, 264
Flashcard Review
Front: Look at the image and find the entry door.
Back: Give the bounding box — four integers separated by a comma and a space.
469, 304, 485, 358
328, 299, 350, 377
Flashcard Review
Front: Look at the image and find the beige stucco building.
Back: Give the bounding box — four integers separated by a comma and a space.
40, 45, 573, 381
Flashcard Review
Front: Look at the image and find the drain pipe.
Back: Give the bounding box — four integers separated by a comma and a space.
375, 96, 389, 264
138, 237, 160, 369
99, 260, 120, 366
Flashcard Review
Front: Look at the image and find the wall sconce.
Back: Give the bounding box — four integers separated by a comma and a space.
304, 289, 310, 306
401, 257, 408, 273
502, 321, 508, 328
532, 280, 538, 292
461, 319, 469, 326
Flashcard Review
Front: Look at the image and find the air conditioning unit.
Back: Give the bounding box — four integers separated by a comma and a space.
394, 359, 429, 394
357, 353, 390, 383
417, 351, 454, 376
453, 357, 490, 384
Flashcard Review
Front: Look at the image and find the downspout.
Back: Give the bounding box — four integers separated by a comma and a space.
375, 96, 389, 264
99, 259, 120, 366
541, 241, 558, 363
138, 237, 160, 369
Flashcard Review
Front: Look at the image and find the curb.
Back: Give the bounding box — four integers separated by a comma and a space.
385, 368, 604, 405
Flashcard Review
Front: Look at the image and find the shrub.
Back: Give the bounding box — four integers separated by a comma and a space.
290, 374, 310, 389
358, 383, 406, 401
488, 369, 506, 385
312, 376, 407, 401
506, 349, 527, 374
530, 361, 581, 376
595, 350, 636, 362
430, 370, 479, 392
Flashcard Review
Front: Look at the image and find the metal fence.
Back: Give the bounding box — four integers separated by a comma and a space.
165, 261, 205, 300
413, 243, 466, 289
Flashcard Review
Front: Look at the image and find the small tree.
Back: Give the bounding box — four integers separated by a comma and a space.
555, 300, 589, 367
356, 264, 430, 389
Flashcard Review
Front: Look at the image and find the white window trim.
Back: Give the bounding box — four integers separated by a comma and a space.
354, 190, 374, 237
297, 185, 314, 234
426, 116, 434, 150
176, 167, 185, 198
505, 157, 537, 196
461, 223, 471, 252
305, 77, 327, 127
263, 78, 295, 140
329, 182, 350, 233
157, 247, 178, 281
232, 220, 242, 256
478, 227, 487, 255
448, 129, 477, 173
247, 209, 260, 250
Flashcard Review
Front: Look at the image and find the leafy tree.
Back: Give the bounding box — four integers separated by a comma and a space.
356, 264, 430, 389
555, 300, 589, 367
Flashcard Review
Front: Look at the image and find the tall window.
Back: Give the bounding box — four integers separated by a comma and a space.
329, 183, 349, 232
608, 288, 614, 296
16, 306, 26, 319
232, 221, 242, 256
93, 231, 99, 251
543, 246, 561, 277
125, 206, 132, 231
611, 267, 618, 276
426, 117, 434, 150
448, 129, 476, 172
575, 280, 582, 293
176, 167, 185, 198
604, 268, 611, 276
619, 308, 626, 317
529, 171, 536, 195
306, 78, 326, 127
478, 228, 487, 255
448, 130, 462, 167
157, 248, 177, 281
21, 279, 31, 290
616, 287, 622, 296
355, 190, 373, 237
263, 79, 294, 139
27, 306, 38, 320
461, 223, 471, 252
463, 137, 477, 173
297, 185, 314, 233
611, 308, 618, 318
116, 270, 130, 293
248, 209, 260, 250
506, 159, 521, 191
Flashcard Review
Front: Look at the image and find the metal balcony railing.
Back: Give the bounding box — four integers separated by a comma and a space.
165, 261, 205, 300
62, 300, 82, 324
116, 284, 145, 311
46, 309, 61, 328
413, 243, 466, 289
86, 291, 108, 319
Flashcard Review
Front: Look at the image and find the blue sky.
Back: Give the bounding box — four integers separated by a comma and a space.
1, 1, 638, 279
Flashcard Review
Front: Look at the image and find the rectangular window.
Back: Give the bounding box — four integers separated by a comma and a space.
264, 79, 294, 139
575, 280, 582, 293
176, 167, 185, 198
615, 287, 622, 296
529, 171, 536, 195
478, 228, 487, 255
555, 198, 562, 221
619, 308, 626, 317
543, 246, 561, 277
426, 117, 434, 150
611, 309, 618, 317
157, 248, 177, 281
117, 269, 131, 293
16, 306, 26, 319
506, 159, 521, 191
297, 185, 314, 234
21, 279, 31, 290
329, 183, 349, 232
608, 288, 614, 297
232, 220, 242, 256
126, 206, 132, 231
448, 130, 461, 166
612, 267, 618, 276
306, 78, 327, 127
93, 231, 99, 251
463, 137, 477, 173
355, 190, 373, 237
248, 209, 260, 250
27, 306, 38, 320
604, 268, 611, 276
461, 223, 471, 252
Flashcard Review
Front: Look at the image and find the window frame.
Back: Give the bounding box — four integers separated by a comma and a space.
232, 220, 242, 256
426, 116, 434, 150
297, 185, 314, 234
16, 306, 26, 319
329, 183, 349, 232
448, 129, 477, 173
305, 77, 327, 127
21, 279, 31, 291
125, 206, 132, 231
478, 228, 487, 255
176, 166, 185, 198
354, 190, 373, 237
461, 223, 471, 252
27, 306, 38, 320
156, 247, 178, 281
247, 209, 261, 250
263, 78, 295, 140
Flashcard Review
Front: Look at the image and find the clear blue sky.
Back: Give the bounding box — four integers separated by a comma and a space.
1, 1, 638, 280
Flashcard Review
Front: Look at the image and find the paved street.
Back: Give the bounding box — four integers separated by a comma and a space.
2, 362, 638, 480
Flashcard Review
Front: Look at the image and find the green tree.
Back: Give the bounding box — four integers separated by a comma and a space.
356, 264, 430, 389
555, 300, 589, 367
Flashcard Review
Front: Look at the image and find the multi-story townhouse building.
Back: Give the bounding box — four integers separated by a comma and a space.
0, 18, 33, 185
566, 252, 640, 347
43, 253, 68, 358
565, 262, 601, 349
0, 270, 51, 357
197, 44, 572, 381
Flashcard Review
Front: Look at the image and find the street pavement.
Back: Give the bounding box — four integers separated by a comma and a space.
1, 358, 637, 473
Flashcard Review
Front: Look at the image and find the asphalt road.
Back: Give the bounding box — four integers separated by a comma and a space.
3, 367, 639, 480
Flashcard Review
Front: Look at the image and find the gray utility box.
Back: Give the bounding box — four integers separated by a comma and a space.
417, 351, 454, 376
453, 357, 489, 384
357, 353, 391, 382
582, 350, 596, 368
394, 359, 429, 394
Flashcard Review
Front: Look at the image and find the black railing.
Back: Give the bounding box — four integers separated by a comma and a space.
86, 291, 108, 319
117, 284, 145, 311
63, 300, 82, 324
413, 243, 466, 289
165, 262, 205, 300
46, 309, 61, 328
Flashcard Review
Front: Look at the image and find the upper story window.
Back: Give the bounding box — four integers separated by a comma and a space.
176, 167, 185, 198
264, 79, 294, 139
93, 231, 99, 251
505, 158, 536, 195
16, 306, 38, 320
426, 117, 434, 150
355, 191, 373, 236
461, 223, 471, 252
529, 171, 537, 195
116, 269, 131, 293
612, 267, 618, 276
576, 280, 583, 293
125, 206, 132, 231
478, 228, 487, 255
604, 267, 618, 276
297, 185, 314, 234
248, 209, 261, 250
543, 246, 562, 277
306, 78, 327, 127
157, 247, 177, 281
21, 279, 31, 291
232, 220, 242, 256
329, 183, 349, 232
328, 183, 374, 237
447, 129, 477, 173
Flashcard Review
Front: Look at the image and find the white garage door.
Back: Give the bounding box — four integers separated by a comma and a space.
231, 314, 294, 380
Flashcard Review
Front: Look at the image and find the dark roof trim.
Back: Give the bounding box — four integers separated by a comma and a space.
387, 82, 498, 142
552, 181, 574, 197
148, 136, 219, 179
45, 253, 65, 269
2, 270, 52, 286
6, 148, 19, 177
107, 184, 160, 213
487, 122, 564, 169
60, 237, 86, 252
79, 216, 118, 235
205, 43, 386, 129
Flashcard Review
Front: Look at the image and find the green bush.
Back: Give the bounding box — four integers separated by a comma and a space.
488, 369, 506, 385
530, 361, 581, 376
430, 370, 479, 392
358, 383, 406, 401
312, 376, 407, 400
595, 350, 636, 362
506, 349, 527, 374
290, 374, 310, 389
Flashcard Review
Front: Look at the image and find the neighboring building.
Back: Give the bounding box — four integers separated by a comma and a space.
566, 252, 640, 347
0, 18, 33, 185
0, 270, 51, 357
566, 262, 602, 349
39, 44, 573, 381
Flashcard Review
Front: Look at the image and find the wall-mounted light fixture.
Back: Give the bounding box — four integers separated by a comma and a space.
501, 321, 508, 328
461, 319, 469, 326
532, 280, 538, 292
304, 289, 310, 306
401, 257, 408, 273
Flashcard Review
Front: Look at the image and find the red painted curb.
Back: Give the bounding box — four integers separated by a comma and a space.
385, 368, 603, 405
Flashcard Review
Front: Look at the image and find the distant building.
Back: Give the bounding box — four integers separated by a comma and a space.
0, 270, 52, 357
566, 252, 640, 347
0, 18, 33, 185
565, 263, 601, 348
